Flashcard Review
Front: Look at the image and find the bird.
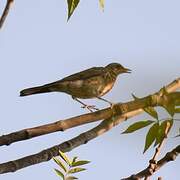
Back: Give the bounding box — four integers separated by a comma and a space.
20, 63, 131, 111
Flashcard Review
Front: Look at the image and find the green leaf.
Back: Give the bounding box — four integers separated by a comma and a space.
122, 120, 154, 134
59, 151, 72, 166
153, 122, 161, 147
72, 157, 78, 164
154, 119, 173, 146
143, 123, 159, 153
66, 176, 78, 180
164, 103, 175, 117
68, 167, 86, 174
175, 108, 180, 113
54, 169, 65, 179
72, 160, 90, 167
53, 157, 67, 172
67, 0, 80, 20
144, 107, 158, 120
99, 0, 104, 11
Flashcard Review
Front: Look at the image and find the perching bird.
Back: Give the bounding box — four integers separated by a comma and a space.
20, 63, 131, 111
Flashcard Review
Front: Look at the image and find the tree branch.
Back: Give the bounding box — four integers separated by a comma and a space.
144, 121, 171, 180
0, 108, 112, 146
0, 0, 14, 29
122, 145, 180, 180
0, 78, 179, 146
0, 110, 141, 174
0, 78, 179, 174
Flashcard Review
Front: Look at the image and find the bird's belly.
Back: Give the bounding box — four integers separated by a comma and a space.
73, 82, 114, 99
61, 78, 114, 99
65, 88, 97, 99
98, 82, 114, 97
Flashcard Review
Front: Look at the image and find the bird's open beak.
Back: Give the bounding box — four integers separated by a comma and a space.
124, 68, 132, 73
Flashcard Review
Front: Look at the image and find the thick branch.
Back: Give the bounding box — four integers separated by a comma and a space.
0, 108, 112, 146
0, 110, 141, 174
0, 0, 14, 29
0, 78, 179, 173
0, 78, 179, 146
122, 145, 180, 180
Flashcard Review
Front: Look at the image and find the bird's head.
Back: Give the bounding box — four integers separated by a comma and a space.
105, 63, 131, 75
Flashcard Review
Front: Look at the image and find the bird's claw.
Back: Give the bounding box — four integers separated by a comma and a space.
81, 104, 99, 112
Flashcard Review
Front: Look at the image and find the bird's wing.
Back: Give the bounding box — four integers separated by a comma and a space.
41, 67, 105, 88
60, 67, 105, 82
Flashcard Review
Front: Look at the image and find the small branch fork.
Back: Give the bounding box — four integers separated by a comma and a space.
0, 0, 14, 29
122, 121, 172, 180
121, 145, 180, 180
0, 78, 179, 174
144, 122, 171, 180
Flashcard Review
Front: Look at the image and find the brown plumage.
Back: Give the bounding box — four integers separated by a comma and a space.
20, 63, 131, 111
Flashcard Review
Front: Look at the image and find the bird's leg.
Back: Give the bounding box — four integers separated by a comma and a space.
97, 97, 115, 109
72, 97, 99, 112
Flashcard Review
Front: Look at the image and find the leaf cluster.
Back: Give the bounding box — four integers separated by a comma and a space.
122, 119, 174, 153
123, 92, 179, 153
53, 151, 90, 180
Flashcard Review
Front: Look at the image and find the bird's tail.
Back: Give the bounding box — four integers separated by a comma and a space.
20, 86, 51, 96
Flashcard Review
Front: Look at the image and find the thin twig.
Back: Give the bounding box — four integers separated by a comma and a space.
122, 145, 180, 180
0, 0, 14, 29
144, 121, 171, 180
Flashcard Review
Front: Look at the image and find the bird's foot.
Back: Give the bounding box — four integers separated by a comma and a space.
72, 97, 99, 112
81, 104, 99, 112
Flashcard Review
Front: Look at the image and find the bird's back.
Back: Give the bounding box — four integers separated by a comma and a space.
41, 66, 105, 87
60, 66, 105, 82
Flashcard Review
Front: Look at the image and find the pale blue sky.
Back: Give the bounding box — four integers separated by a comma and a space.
0, 0, 179, 179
